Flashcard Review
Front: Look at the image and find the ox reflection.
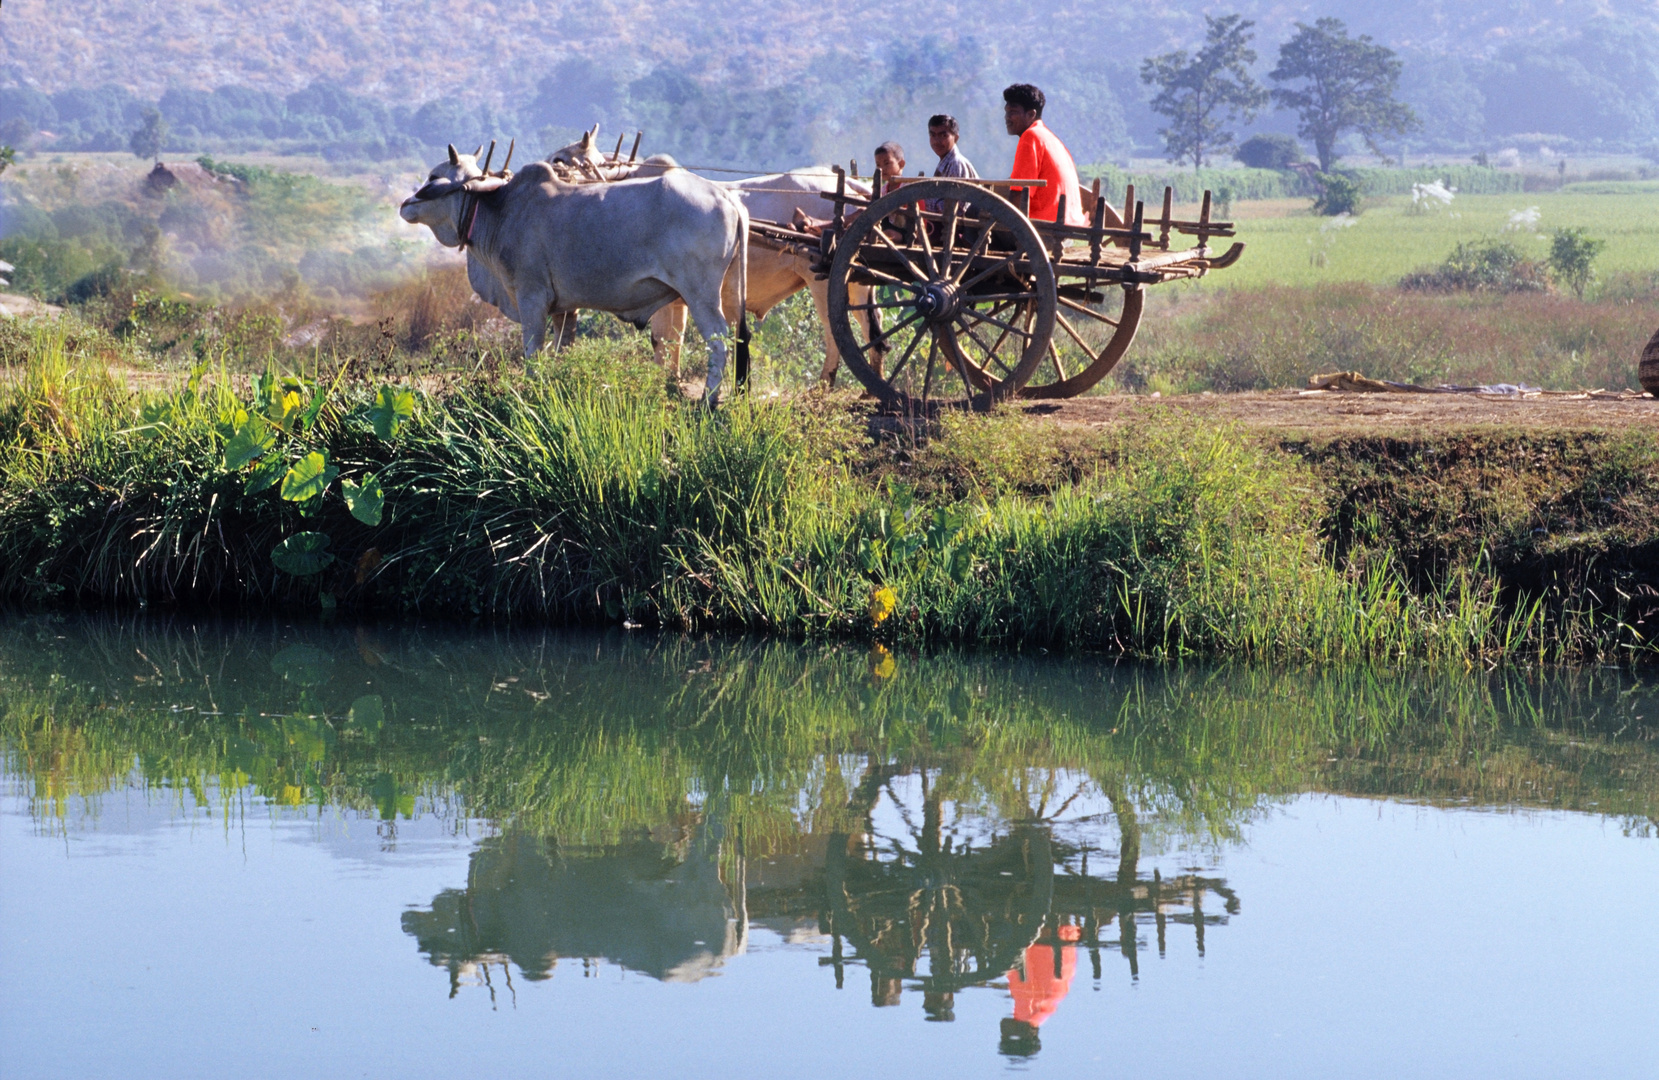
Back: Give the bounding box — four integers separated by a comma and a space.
404, 767, 1238, 1058
402, 822, 747, 994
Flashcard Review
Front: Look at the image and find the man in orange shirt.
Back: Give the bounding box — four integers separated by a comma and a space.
1004, 83, 1087, 226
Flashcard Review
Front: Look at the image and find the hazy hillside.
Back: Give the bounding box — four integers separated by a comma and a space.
5, 0, 1652, 101
2, 0, 1657, 168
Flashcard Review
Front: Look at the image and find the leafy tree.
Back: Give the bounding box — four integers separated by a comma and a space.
0, 146, 15, 177
1269, 18, 1417, 172
129, 107, 169, 162
1140, 15, 1268, 169
1548, 228, 1605, 299
1235, 133, 1303, 169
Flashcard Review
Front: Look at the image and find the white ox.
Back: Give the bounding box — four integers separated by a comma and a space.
400, 145, 748, 398
548, 130, 878, 385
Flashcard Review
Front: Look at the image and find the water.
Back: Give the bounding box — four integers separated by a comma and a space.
1, 616, 1656, 1079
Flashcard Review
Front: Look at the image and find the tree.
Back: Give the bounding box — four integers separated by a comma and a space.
129, 108, 168, 162
1548, 228, 1605, 299
1235, 133, 1303, 169
1269, 18, 1417, 172
1140, 15, 1268, 169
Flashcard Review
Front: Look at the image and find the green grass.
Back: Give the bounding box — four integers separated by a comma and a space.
1205, 191, 1659, 290
0, 320, 1653, 662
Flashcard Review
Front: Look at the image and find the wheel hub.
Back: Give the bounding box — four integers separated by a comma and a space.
911, 281, 960, 323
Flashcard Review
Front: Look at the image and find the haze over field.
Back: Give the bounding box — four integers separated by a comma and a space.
2, 0, 1657, 169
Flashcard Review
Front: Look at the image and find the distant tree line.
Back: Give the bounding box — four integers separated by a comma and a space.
0, 13, 1654, 171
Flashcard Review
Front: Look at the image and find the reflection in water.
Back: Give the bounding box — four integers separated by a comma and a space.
404, 825, 748, 991
2, 615, 1655, 1063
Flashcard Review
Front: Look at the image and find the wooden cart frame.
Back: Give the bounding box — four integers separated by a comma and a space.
752, 170, 1243, 412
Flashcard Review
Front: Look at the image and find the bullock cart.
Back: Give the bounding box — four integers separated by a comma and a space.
749, 171, 1244, 411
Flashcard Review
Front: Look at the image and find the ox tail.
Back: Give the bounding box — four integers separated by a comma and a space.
733, 197, 751, 391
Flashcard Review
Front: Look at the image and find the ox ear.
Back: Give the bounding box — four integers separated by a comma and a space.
447, 143, 460, 166
463, 176, 508, 195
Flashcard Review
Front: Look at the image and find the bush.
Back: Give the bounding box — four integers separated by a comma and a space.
1547, 227, 1605, 299
1399, 238, 1551, 293
1313, 172, 1364, 215
1235, 133, 1303, 169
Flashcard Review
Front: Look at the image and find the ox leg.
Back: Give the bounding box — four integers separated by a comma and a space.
811, 278, 884, 389
519, 289, 553, 357
684, 300, 731, 403
549, 311, 580, 352
650, 302, 689, 381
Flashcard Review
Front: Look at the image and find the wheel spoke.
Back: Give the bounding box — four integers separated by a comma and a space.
938, 205, 961, 279
872, 227, 934, 286
915, 209, 936, 276
870, 309, 924, 349
886, 321, 929, 383
848, 259, 916, 290
1053, 311, 1099, 366
849, 299, 921, 311
960, 304, 1034, 339
958, 258, 1016, 293
952, 219, 998, 283
954, 314, 1013, 377
965, 291, 1039, 304
1047, 338, 1069, 382
921, 334, 940, 401
1057, 293, 1120, 326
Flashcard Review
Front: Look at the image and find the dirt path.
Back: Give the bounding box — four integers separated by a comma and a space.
1019, 389, 1658, 437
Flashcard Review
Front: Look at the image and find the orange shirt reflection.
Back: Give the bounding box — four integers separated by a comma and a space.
1006, 924, 1080, 1027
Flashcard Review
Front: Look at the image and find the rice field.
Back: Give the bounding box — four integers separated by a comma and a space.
1188, 188, 1659, 290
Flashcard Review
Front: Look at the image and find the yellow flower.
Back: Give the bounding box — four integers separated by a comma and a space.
868, 585, 898, 625
868, 642, 896, 680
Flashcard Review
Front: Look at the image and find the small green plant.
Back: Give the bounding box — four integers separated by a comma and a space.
1547, 227, 1605, 298
218, 367, 414, 581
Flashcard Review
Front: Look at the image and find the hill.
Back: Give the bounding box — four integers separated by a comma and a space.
1, 0, 1656, 169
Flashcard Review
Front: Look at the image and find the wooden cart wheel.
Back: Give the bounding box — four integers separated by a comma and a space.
826, 179, 1057, 412
1018, 284, 1144, 399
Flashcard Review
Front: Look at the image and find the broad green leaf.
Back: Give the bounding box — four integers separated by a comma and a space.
138, 400, 173, 438
341, 474, 384, 526
270, 532, 335, 576
224, 418, 276, 469
244, 456, 285, 495
369, 385, 415, 440
280, 451, 339, 503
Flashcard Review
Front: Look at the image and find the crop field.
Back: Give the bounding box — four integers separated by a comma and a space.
1202, 187, 1659, 289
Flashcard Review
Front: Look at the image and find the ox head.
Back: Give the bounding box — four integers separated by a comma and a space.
545, 124, 606, 176
400, 141, 514, 247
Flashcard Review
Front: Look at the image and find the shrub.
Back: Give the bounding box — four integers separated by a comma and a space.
1235, 133, 1303, 169
1399, 238, 1550, 293
1312, 172, 1364, 215
1547, 227, 1605, 299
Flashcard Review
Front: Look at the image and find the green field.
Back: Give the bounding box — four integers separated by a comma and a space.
1203, 189, 1659, 290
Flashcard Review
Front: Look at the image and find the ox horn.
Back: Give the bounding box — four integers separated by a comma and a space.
470, 144, 483, 159
447, 143, 461, 166
480, 139, 496, 174
497, 138, 515, 176
579, 130, 592, 151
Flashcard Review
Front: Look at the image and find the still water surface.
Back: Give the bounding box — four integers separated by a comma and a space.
1, 616, 1656, 1078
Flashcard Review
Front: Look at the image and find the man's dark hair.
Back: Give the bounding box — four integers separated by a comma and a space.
1002, 83, 1045, 117
874, 140, 905, 161
927, 114, 960, 136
